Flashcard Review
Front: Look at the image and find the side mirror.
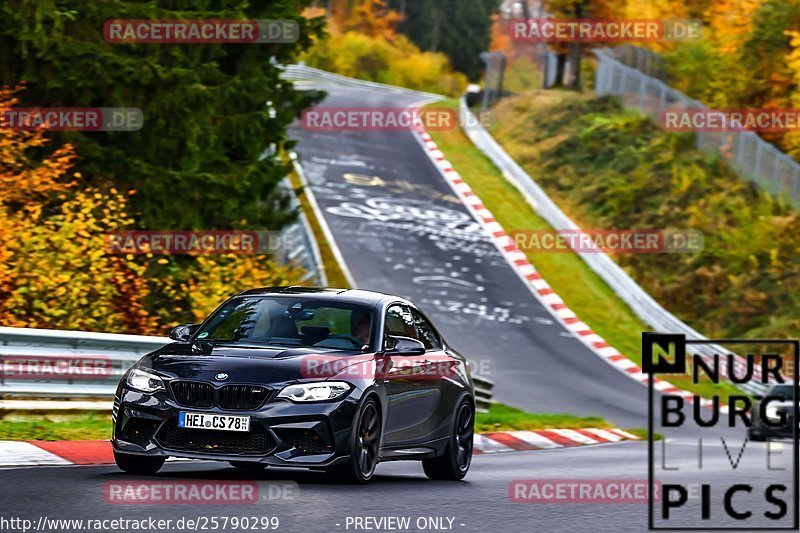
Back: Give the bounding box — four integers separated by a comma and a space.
169, 323, 200, 342
385, 335, 426, 356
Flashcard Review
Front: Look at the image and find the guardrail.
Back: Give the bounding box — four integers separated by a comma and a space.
473, 376, 494, 413
279, 63, 442, 101
0, 326, 496, 408
0, 327, 166, 398
278, 178, 328, 286
458, 96, 768, 395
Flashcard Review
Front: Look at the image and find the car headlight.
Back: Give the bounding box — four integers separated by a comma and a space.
126, 368, 165, 393
277, 381, 352, 402
765, 405, 781, 421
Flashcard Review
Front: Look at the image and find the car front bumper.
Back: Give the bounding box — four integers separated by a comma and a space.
112, 386, 359, 467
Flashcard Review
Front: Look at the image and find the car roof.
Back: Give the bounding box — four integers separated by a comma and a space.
233, 286, 407, 307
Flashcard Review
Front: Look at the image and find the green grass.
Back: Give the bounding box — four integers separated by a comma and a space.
0, 406, 613, 441
475, 403, 612, 432
0, 413, 112, 441
428, 97, 740, 402
1, 406, 639, 441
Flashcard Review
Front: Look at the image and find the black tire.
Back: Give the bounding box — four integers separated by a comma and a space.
229, 461, 267, 472
748, 430, 767, 442
423, 399, 474, 481
327, 397, 381, 484
114, 450, 165, 475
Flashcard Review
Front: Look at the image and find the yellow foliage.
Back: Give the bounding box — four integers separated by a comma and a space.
0, 87, 309, 334
178, 256, 306, 323
705, 0, 763, 54
784, 30, 800, 160
302, 31, 467, 96
1, 189, 158, 332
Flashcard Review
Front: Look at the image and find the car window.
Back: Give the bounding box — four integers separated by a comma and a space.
196, 297, 374, 350
385, 304, 416, 339
409, 308, 441, 350
769, 385, 795, 398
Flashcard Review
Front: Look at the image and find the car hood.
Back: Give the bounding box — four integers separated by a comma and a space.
139, 342, 377, 385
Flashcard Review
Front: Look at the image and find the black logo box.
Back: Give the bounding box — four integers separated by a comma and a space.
644, 333, 800, 531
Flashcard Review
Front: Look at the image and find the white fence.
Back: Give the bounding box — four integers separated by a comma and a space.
594, 48, 800, 204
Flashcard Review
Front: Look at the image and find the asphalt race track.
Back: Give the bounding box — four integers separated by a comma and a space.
0, 439, 793, 532
0, 76, 793, 533
289, 80, 650, 428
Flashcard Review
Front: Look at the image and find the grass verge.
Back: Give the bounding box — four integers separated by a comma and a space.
477, 404, 660, 440
475, 403, 612, 432
1, 406, 650, 441
426, 98, 739, 401
0, 412, 111, 441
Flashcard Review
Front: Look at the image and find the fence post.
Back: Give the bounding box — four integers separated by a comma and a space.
772, 154, 782, 195
735, 133, 745, 170
619, 68, 628, 100
638, 73, 646, 109
481, 52, 492, 113
753, 141, 763, 184
595, 58, 605, 94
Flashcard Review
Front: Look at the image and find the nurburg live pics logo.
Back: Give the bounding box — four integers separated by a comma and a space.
643, 332, 800, 530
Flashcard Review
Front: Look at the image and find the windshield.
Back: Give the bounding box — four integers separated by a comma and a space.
769, 385, 797, 399
194, 297, 374, 351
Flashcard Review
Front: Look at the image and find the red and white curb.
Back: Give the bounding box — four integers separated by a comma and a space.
0, 429, 638, 467
414, 130, 724, 413
473, 427, 638, 454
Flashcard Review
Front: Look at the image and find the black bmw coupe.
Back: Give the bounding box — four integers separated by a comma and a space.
112, 287, 475, 483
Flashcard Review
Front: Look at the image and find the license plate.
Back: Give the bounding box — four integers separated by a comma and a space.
178, 412, 250, 432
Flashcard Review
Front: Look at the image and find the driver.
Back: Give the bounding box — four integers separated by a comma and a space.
350, 309, 372, 348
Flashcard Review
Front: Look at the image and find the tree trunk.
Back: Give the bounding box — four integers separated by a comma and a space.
568, 0, 587, 90
553, 53, 567, 87
568, 43, 582, 90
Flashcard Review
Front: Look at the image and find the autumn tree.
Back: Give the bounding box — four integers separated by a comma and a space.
0, 88, 159, 332
389, 0, 499, 80
545, 0, 622, 89
0, 0, 325, 231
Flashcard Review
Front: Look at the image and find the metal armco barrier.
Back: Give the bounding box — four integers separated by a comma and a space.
0, 326, 496, 408
473, 376, 494, 413
0, 327, 167, 398
278, 177, 328, 286
280, 64, 441, 101
459, 96, 768, 396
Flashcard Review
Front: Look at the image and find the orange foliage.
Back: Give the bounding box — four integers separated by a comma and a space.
0, 87, 157, 332
705, 0, 762, 53
330, 0, 401, 38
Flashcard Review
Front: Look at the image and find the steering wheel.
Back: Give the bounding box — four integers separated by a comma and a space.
314, 334, 365, 349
